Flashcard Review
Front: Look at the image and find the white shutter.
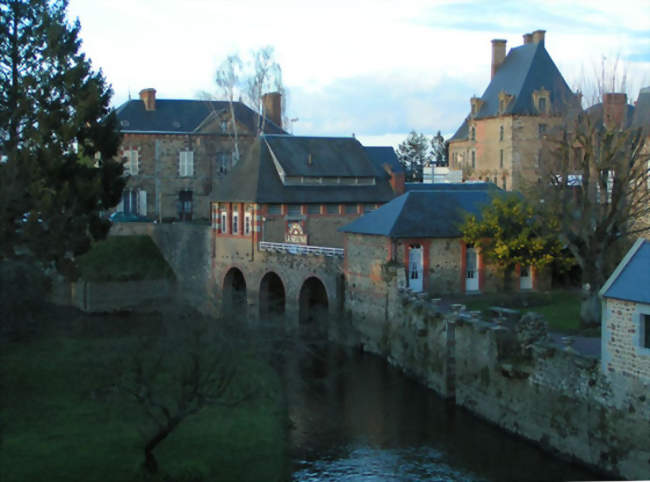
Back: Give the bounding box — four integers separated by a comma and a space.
116, 198, 124, 213
138, 190, 147, 216
178, 151, 183, 176
188, 151, 194, 177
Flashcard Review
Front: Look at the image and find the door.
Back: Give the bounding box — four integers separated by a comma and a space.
408, 245, 423, 292
520, 265, 533, 290
178, 190, 193, 221
465, 246, 479, 291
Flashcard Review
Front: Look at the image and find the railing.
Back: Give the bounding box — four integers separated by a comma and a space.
259, 241, 344, 257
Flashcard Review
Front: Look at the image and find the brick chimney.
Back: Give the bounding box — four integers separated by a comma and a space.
523, 33, 533, 44
491, 39, 507, 79
532, 29, 546, 44
262, 91, 282, 128
139, 88, 156, 111
603, 93, 627, 129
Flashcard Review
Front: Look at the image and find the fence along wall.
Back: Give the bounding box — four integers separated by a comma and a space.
343, 271, 650, 480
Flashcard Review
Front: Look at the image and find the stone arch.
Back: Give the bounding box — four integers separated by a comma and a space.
298, 276, 329, 326
222, 267, 247, 316
259, 271, 286, 320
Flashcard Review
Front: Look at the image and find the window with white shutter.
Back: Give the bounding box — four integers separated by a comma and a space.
124, 149, 139, 175
138, 190, 147, 216
179, 150, 194, 177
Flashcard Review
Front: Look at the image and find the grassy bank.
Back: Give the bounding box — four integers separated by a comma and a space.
458, 290, 587, 334
78, 236, 175, 282
0, 308, 287, 481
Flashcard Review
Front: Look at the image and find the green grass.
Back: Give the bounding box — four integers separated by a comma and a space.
460, 290, 586, 333
0, 310, 287, 482
78, 236, 175, 282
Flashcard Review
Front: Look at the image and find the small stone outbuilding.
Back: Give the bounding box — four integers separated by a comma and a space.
599, 238, 650, 382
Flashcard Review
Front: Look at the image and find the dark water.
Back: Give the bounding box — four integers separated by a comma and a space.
283, 344, 605, 482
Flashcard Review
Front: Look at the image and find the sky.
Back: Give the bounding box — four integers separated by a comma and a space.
67, 0, 649, 149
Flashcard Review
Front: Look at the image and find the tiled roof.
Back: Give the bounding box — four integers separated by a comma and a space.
364, 146, 404, 175
214, 135, 395, 204
450, 40, 577, 141
340, 186, 497, 238
114, 99, 286, 135
600, 238, 650, 304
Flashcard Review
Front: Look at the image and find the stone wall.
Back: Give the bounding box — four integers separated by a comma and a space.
602, 297, 650, 382
344, 283, 650, 479
109, 223, 217, 314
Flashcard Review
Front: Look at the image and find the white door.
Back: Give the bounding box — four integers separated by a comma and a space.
465, 246, 479, 291
408, 246, 423, 292
520, 265, 533, 290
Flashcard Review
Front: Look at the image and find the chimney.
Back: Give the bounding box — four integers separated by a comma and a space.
139, 88, 156, 111
603, 93, 627, 129
532, 29, 546, 44
523, 33, 533, 44
491, 39, 507, 79
262, 91, 282, 129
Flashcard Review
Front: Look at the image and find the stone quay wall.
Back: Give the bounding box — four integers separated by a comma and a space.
343, 277, 650, 480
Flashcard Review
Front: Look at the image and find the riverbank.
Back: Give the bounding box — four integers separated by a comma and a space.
0, 305, 288, 481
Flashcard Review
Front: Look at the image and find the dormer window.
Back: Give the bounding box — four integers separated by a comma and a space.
470, 97, 484, 117
533, 88, 550, 114
470, 126, 476, 141
498, 91, 514, 115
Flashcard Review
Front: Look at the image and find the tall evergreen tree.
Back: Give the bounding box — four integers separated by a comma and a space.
396, 130, 430, 182
431, 130, 449, 167
0, 0, 124, 277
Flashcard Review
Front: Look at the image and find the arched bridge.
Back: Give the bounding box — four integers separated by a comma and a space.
214, 241, 345, 328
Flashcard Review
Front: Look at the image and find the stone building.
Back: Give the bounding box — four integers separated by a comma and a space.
114, 88, 285, 222
340, 183, 543, 298
448, 30, 579, 191
210, 134, 403, 320
600, 238, 650, 382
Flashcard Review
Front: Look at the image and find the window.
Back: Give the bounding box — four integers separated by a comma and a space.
178, 190, 192, 221
220, 212, 227, 233
244, 213, 251, 235
267, 204, 281, 215
536, 150, 542, 168
343, 204, 357, 215
124, 149, 139, 175
538, 124, 547, 139
179, 150, 194, 177
499, 149, 504, 168
538, 97, 546, 112
326, 204, 339, 215
307, 204, 321, 215
642, 314, 650, 349
363, 203, 377, 213
287, 204, 301, 217
217, 152, 229, 174
499, 125, 504, 141
232, 211, 239, 234
471, 151, 476, 169
502, 177, 507, 190
470, 126, 476, 141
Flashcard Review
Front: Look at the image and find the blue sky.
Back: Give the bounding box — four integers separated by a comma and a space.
67, 0, 649, 148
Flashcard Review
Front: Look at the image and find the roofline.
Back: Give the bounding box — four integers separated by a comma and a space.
120, 130, 254, 136
599, 237, 646, 298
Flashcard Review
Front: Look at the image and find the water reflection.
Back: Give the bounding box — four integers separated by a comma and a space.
285, 344, 604, 482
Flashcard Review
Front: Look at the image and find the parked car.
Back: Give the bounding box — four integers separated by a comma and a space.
109, 212, 152, 223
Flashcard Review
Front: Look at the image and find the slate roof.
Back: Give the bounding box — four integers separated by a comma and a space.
600, 238, 650, 305
114, 99, 286, 135
405, 182, 498, 191
215, 135, 395, 204
450, 40, 577, 141
339, 186, 497, 238
632, 87, 650, 129
364, 146, 404, 175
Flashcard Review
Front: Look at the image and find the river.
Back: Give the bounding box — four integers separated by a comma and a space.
282, 343, 604, 482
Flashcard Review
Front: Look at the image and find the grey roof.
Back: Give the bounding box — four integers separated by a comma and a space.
215, 135, 396, 204
632, 87, 650, 129
406, 182, 498, 191
600, 238, 650, 304
364, 146, 404, 175
450, 40, 577, 141
340, 187, 496, 238
114, 99, 286, 135
586, 102, 636, 128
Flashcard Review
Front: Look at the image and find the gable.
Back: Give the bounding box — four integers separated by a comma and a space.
601, 239, 650, 304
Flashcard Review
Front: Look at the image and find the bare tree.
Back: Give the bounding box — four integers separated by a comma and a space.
215, 54, 243, 163
531, 113, 649, 326
245, 46, 283, 136
116, 313, 260, 474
